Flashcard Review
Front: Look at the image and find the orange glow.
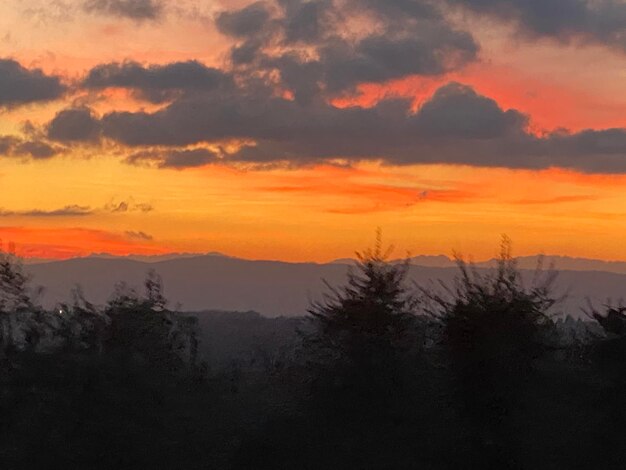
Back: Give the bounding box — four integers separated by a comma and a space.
3, 2, 626, 264
0, 227, 170, 260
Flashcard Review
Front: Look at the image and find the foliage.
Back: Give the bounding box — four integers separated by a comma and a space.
425, 237, 558, 378
4, 239, 626, 468
304, 232, 420, 412
105, 270, 199, 372
0, 251, 32, 314
421, 236, 560, 467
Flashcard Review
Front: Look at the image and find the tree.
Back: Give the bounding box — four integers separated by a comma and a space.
58, 285, 109, 353
0, 251, 34, 355
105, 272, 198, 372
304, 232, 418, 409
424, 237, 558, 466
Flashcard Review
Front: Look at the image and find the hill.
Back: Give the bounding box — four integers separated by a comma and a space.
22, 254, 626, 317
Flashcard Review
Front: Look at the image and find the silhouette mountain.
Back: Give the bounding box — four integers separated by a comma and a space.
23, 254, 626, 317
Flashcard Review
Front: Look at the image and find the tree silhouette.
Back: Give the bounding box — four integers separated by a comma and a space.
105, 272, 198, 372
57, 285, 109, 353
0, 251, 34, 355
424, 236, 558, 467
304, 232, 418, 412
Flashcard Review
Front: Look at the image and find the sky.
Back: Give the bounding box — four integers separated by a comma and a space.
3, 0, 626, 262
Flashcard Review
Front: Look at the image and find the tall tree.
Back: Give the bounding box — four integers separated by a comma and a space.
0, 251, 33, 354
425, 236, 558, 467
305, 232, 418, 409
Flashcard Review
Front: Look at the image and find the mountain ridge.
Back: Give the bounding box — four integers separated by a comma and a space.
19, 253, 626, 318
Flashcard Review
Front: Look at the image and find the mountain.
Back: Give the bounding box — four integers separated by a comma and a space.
23, 254, 626, 318
405, 254, 626, 274
86, 252, 229, 263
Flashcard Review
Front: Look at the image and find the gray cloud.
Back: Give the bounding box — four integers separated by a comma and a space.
51, 80, 626, 173
316, 31, 478, 95
0, 205, 93, 217
0, 199, 155, 218
125, 148, 220, 169
83, 0, 163, 20
125, 230, 154, 241
0, 135, 61, 159
0, 136, 19, 154
96, 82, 522, 149
216, 0, 478, 98
47, 108, 101, 143
413, 82, 528, 139
449, 0, 626, 50
279, 0, 333, 44
82, 61, 233, 103
0, 59, 65, 108
104, 199, 154, 213
215, 1, 272, 38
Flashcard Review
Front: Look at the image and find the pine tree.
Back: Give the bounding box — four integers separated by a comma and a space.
305, 232, 418, 408
0, 251, 33, 354
425, 236, 558, 467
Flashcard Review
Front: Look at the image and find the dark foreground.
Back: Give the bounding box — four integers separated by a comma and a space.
1, 245, 626, 469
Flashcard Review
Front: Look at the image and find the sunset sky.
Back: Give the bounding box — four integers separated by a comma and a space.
3, 0, 626, 262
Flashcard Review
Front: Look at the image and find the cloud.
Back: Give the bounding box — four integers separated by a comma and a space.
125, 230, 154, 241
94, 81, 524, 152
82, 60, 233, 103
0, 199, 154, 218
0, 59, 65, 108
449, 0, 626, 51
83, 0, 163, 20
53, 80, 626, 173
47, 108, 101, 143
0, 135, 61, 159
215, 1, 271, 38
125, 148, 220, 168
104, 199, 154, 212
216, 0, 478, 98
0, 205, 93, 217
411, 82, 528, 139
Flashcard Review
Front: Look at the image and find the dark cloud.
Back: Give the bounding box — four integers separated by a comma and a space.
279, 0, 333, 44
13, 140, 59, 159
125, 148, 220, 168
83, 0, 163, 20
53, 80, 626, 173
0, 205, 93, 217
0, 198, 155, 218
82, 61, 233, 103
96, 82, 520, 150
449, 0, 626, 50
413, 82, 528, 139
356, 0, 441, 20
104, 200, 154, 213
215, 1, 272, 37
216, 0, 479, 98
0, 136, 19, 154
47, 108, 101, 143
316, 31, 478, 95
0, 135, 60, 159
0, 59, 65, 108
125, 231, 154, 241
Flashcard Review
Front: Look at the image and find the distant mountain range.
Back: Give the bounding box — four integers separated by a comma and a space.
20, 252, 626, 318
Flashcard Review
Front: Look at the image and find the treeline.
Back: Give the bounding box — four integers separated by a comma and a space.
1, 238, 626, 469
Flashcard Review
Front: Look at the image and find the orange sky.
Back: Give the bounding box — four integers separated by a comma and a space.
3, 1, 626, 262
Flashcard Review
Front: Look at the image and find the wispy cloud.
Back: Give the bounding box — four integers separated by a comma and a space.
0, 199, 154, 218
125, 230, 154, 241
0, 205, 93, 217
105, 199, 154, 213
